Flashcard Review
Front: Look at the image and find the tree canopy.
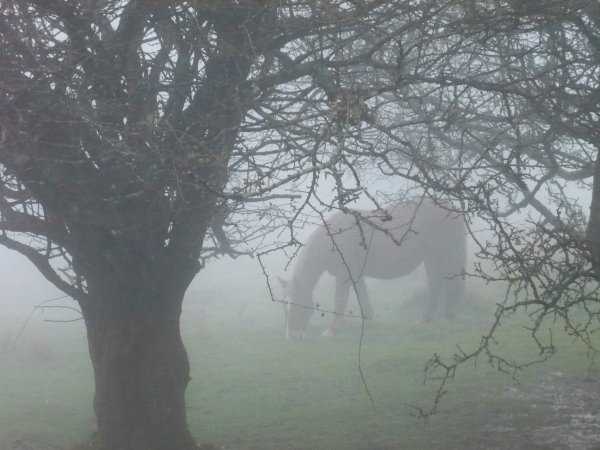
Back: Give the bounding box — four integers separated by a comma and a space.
1, 0, 600, 448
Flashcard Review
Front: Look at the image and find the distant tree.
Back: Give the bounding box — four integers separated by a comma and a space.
1, 0, 599, 448
362, 0, 600, 414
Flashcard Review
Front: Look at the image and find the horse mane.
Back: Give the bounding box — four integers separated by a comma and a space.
293, 221, 328, 279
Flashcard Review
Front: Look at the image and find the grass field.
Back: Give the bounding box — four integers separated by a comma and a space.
1, 259, 599, 449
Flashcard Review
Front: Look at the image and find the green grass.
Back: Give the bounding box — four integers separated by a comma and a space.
1, 274, 599, 449
181, 275, 599, 449
0, 320, 94, 449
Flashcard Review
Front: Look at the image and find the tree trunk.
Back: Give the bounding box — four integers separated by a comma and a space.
587, 150, 600, 276
83, 284, 197, 450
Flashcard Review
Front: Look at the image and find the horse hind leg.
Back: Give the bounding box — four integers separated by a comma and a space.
355, 277, 373, 320
444, 277, 465, 321
422, 262, 443, 323
322, 278, 351, 338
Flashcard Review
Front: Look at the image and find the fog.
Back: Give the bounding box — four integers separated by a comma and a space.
0, 159, 594, 450
0, 247, 64, 325
2, 228, 600, 449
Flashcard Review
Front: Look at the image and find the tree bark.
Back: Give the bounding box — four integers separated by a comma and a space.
587, 149, 600, 276
83, 284, 197, 450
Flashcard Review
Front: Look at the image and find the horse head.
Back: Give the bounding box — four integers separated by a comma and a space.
278, 276, 314, 339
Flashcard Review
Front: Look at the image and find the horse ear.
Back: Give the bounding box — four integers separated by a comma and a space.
277, 276, 288, 288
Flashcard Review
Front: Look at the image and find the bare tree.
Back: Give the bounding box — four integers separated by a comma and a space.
1, 0, 599, 447
357, 0, 600, 415
0, 1, 461, 448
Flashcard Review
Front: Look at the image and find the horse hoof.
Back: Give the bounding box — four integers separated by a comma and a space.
286, 330, 306, 339
321, 329, 336, 338
415, 318, 433, 326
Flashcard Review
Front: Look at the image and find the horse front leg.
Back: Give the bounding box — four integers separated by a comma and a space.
355, 277, 373, 320
322, 278, 351, 338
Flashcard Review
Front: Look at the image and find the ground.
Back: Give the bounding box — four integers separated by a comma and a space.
481, 373, 600, 450
3, 262, 600, 450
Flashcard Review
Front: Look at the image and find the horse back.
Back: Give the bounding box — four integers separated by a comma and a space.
319, 200, 466, 280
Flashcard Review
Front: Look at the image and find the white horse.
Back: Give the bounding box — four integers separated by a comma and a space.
279, 198, 466, 338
